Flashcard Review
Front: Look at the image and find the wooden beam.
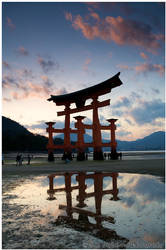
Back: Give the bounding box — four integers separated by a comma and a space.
100, 125, 111, 130
47, 185, 80, 193
57, 99, 110, 116
59, 204, 115, 223
83, 124, 93, 129
52, 128, 64, 133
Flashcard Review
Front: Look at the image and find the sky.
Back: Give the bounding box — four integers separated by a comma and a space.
2, 2, 165, 141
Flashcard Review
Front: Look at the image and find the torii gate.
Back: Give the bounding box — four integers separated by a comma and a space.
46, 72, 123, 160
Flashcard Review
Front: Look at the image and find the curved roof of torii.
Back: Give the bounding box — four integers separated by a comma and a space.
48, 72, 123, 108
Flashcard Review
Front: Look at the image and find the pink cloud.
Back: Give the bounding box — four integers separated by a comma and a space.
65, 12, 72, 22
83, 58, 91, 71
117, 64, 130, 70
140, 52, 148, 60
6, 17, 15, 29
3, 69, 68, 101
134, 63, 164, 76
90, 12, 100, 22
66, 12, 164, 53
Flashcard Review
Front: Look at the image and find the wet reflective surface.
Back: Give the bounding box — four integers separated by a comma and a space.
2, 172, 165, 249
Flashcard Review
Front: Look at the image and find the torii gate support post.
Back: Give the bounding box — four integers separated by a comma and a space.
47, 175, 56, 200
46, 122, 55, 161
63, 103, 73, 161
92, 96, 104, 160
107, 119, 118, 160
111, 173, 119, 201
74, 116, 86, 161
76, 172, 87, 207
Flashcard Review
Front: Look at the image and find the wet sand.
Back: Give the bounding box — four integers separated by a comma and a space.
2, 158, 165, 176
2, 158, 165, 249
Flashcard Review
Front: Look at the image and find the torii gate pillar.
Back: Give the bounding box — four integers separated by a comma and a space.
63, 103, 72, 161
92, 96, 104, 160
74, 116, 86, 161
107, 119, 118, 160
46, 122, 55, 161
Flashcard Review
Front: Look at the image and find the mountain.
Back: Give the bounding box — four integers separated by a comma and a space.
2, 116, 165, 152
2, 116, 63, 152
116, 131, 165, 151
56, 131, 165, 151
2, 116, 32, 137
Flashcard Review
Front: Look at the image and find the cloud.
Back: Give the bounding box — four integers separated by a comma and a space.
65, 12, 72, 22
117, 64, 130, 70
26, 120, 47, 130
38, 56, 59, 73
82, 57, 96, 76
90, 12, 100, 22
117, 62, 164, 76
6, 17, 15, 29
140, 52, 148, 60
3, 69, 69, 101
134, 63, 164, 76
117, 130, 132, 137
2, 75, 19, 88
17, 68, 34, 79
130, 99, 165, 125
112, 96, 131, 108
132, 176, 165, 202
120, 196, 135, 208
83, 58, 91, 72
111, 110, 124, 117
17, 46, 29, 56
66, 12, 164, 53
41, 75, 54, 88
31, 120, 65, 131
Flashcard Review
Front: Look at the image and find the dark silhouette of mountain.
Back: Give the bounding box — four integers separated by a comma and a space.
116, 131, 165, 151
2, 116, 63, 152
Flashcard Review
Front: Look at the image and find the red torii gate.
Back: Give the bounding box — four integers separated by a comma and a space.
46, 72, 123, 160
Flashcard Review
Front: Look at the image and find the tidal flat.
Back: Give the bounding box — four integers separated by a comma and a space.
2, 159, 165, 249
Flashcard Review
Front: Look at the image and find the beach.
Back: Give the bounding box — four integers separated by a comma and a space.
2, 158, 165, 177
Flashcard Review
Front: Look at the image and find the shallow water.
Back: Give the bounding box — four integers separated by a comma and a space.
2, 172, 165, 249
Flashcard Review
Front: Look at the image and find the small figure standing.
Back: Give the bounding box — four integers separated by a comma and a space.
85, 153, 88, 160
2, 154, 4, 165
16, 153, 20, 166
27, 154, 31, 165
19, 154, 23, 166
119, 152, 122, 160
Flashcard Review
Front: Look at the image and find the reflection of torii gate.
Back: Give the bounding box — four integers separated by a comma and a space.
46, 72, 123, 160
47, 172, 128, 244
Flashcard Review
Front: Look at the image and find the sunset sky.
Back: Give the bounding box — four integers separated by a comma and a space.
2, 2, 165, 141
